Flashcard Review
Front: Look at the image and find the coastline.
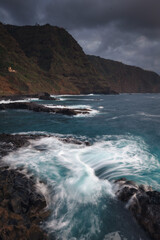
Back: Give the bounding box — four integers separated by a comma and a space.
114, 178, 160, 240
0, 134, 50, 240
0, 93, 91, 116
0, 133, 160, 239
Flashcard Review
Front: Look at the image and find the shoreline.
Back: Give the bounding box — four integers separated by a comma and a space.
114, 178, 160, 240
0, 133, 160, 239
0, 134, 51, 240
0, 101, 91, 116
0, 133, 91, 239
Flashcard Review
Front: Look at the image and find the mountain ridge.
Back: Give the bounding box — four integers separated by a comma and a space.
0, 23, 160, 95
87, 55, 160, 93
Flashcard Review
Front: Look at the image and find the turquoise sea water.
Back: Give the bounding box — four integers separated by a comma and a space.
1, 94, 160, 240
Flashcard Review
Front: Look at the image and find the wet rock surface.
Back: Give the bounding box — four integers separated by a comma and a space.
60, 137, 91, 146
0, 133, 43, 158
0, 133, 91, 239
114, 178, 160, 240
0, 134, 91, 158
0, 101, 90, 116
0, 167, 50, 240
0, 134, 51, 240
38, 92, 56, 100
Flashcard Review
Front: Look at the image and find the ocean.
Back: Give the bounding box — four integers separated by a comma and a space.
1, 93, 160, 240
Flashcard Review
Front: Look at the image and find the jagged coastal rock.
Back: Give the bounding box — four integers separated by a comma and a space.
0, 134, 50, 240
114, 178, 160, 240
0, 133, 91, 239
38, 92, 56, 100
0, 133, 90, 158
0, 167, 50, 240
0, 101, 90, 116
60, 137, 91, 146
0, 133, 44, 157
1, 133, 160, 239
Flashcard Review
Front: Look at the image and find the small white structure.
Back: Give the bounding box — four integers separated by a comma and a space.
8, 66, 16, 73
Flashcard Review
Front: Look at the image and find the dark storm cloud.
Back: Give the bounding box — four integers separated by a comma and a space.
42, 0, 160, 35
0, 0, 160, 73
0, 0, 46, 25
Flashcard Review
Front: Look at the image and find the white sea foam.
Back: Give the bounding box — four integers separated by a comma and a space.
88, 136, 159, 183
3, 134, 157, 239
44, 104, 91, 109
104, 232, 123, 240
74, 108, 99, 117
51, 94, 88, 97
105, 114, 136, 121
3, 136, 113, 238
52, 95, 102, 101
138, 112, 160, 118
43, 104, 99, 117
98, 106, 104, 109
0, 98, 39, 104
62, 98, 102, 101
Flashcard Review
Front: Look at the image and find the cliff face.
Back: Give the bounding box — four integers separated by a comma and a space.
0, 23, 160, 95
87, 55, 160, 93
0, 23, 110, 95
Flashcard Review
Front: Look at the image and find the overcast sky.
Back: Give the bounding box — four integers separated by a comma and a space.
0, 0, 160, 74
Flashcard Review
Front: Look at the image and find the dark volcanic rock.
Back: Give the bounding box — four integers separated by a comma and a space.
0, 134, 50, 240
0, 133, 43, 158
0, 133, 92, 239
0, 92, 57, 101
38, 92, 56, 100
0, 101, 90, 116
0, 167, 50, 240
114, 178, 160, 240
0, 133, 91, 239
60, 137, 91, 146
0, 94, 37, 101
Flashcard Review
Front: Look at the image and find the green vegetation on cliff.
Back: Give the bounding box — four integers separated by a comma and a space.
0, 23, 160, 95
87, 55, 160, 93
0, 23, 110, 95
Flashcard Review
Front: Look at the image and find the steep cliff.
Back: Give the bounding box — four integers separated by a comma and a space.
0, 23, 160, 95
0, 23, 110, 95
88, 55, 160, 93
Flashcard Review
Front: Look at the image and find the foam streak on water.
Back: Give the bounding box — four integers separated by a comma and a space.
0, 98, 39, 104
44, 104, 91, 109
43, 104, 99, 117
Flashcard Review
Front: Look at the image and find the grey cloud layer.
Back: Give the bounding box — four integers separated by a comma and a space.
0, 0, 160, 73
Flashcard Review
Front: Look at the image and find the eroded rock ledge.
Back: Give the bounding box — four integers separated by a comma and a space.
0, 102, 90, 116
114, 178, 160, 240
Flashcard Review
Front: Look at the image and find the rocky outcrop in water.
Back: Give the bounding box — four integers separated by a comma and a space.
114, 178, 160, 240
60, 137, 91, 146
38, 92, 56, 100
0, 101, 90, 115
0, 133, 42, 158
0, 134, 91, 158
0, 92, 56, 101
